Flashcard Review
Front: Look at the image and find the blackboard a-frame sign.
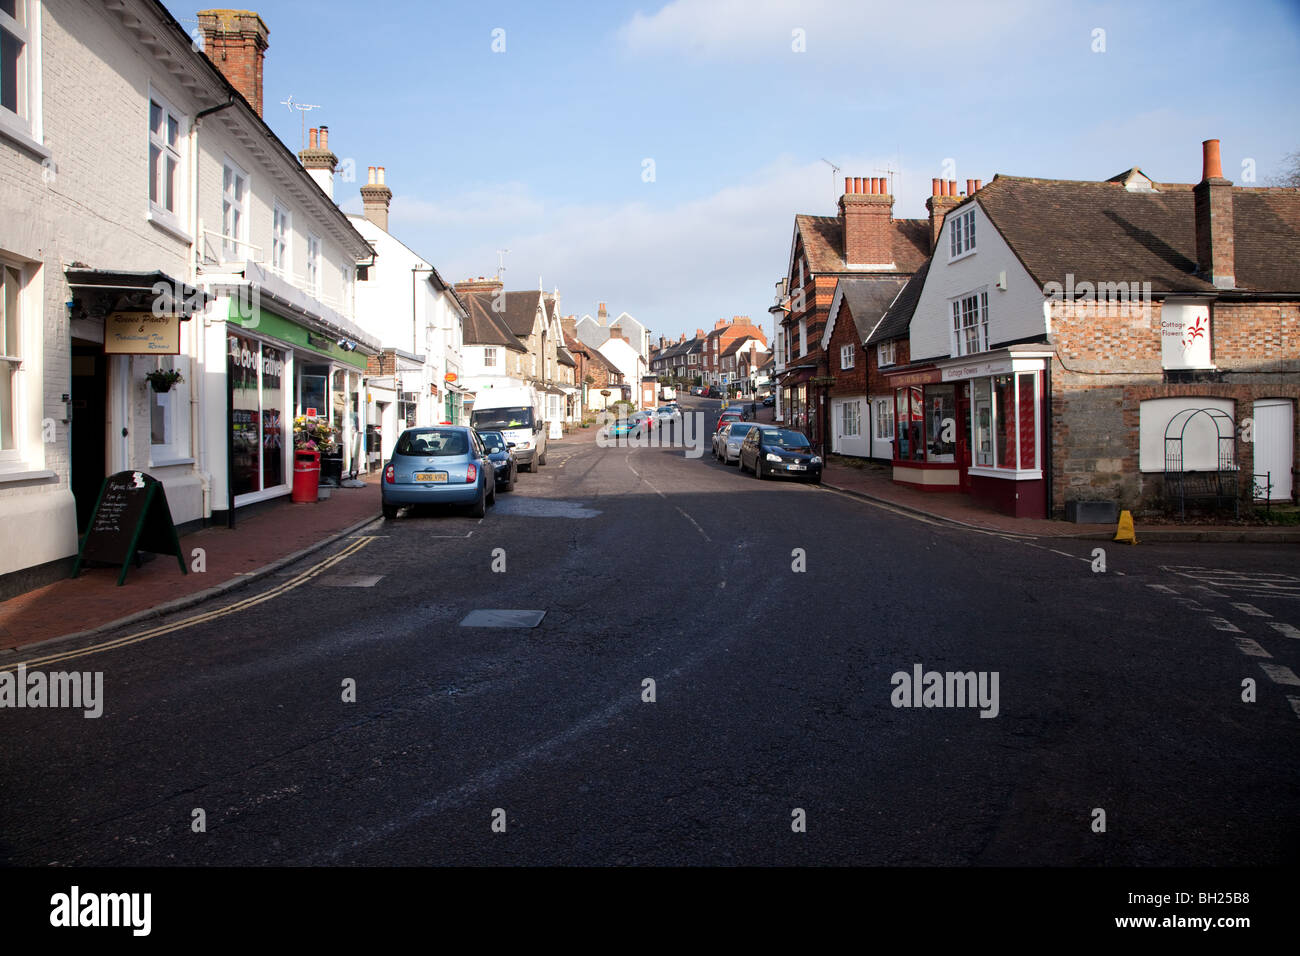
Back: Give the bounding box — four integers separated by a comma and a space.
72, 471, 189, 586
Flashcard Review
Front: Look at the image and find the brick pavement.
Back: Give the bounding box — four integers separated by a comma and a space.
0, 479, 380, 651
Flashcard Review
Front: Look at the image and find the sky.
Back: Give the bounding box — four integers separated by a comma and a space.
165, 0, 1300, 343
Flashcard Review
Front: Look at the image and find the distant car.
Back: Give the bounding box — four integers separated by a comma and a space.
382, 425, 496, 519
714, 421, 757, 464
761, 394, 774, 407
475, 429, 518, 492
725, 402, 754, 421
690, 386, 704, 396
715, 409, 743, 433
655, 406, 682, 430
605, 418, 638, 438
738, 425, 822, 483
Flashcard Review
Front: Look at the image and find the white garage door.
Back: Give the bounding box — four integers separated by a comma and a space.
1253, 399, 1294, 500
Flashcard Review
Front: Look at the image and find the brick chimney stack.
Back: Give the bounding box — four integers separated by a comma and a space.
840, 176, 895, 268
926, 178, 965, 253
360, 165, 393, 232
298, 125, 339, 200
454, 276, 504, 298
1194, 138, 1235, 289
197, 9, 270, 117
598, 302, 608, 325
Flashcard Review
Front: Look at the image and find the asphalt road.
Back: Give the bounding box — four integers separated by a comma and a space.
2, 397, 1297, 866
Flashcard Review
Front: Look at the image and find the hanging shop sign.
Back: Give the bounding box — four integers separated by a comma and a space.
104, 311, 181, 355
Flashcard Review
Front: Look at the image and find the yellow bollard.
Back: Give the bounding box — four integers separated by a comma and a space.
1114, 509, 1138, 545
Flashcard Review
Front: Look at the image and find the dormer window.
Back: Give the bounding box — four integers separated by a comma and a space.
949, 208, 976, 260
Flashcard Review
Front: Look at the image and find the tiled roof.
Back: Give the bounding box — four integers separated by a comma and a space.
557, 347, 576, 367
970, 175, 1300, 293
867, 259, 930, 345
463, 293, 528, 350
795, 215, 930, 275
831, 276, 909, 344
488, 291, 544, 336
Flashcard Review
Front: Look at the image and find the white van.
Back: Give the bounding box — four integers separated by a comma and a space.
470, 385, 547, 471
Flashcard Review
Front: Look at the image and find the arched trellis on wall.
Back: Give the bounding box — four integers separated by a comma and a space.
1163, 407, 1239, 519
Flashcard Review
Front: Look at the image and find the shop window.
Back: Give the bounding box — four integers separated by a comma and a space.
994, 374, 1015, 468
1017, 372, 1037, 469
149, 353, 191, 463
262, 346, 285, 488
972, 378, 993, 466
895, 386, 924, 461
925, 383, 956, 462
230, 334, 288, 497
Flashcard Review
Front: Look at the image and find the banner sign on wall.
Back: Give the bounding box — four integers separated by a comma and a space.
1161, 303, 1213, 370
104, 311, 181, 354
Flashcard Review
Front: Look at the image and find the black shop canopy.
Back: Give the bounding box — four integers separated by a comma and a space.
66, 269, 209, 320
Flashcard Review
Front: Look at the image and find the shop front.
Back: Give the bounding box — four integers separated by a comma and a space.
207, 288, 375, 519
936, 350, 1051, 518
779, 366, 815, 438
885, 365, 961, 492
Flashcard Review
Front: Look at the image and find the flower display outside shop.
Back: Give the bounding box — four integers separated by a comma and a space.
293, 415, 337, 454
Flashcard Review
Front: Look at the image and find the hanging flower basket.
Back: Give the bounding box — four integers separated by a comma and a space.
145, 369, 184, 393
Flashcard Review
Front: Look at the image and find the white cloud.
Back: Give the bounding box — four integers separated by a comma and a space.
428, 155, 938, 337
619, 0, 1040, 61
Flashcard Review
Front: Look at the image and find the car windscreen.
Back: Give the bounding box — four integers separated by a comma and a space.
477, 431, 506, 453
760, 429, 810, 450
472, 407, 533, 430
728, 425, 754, 440
396, 429, 470, 457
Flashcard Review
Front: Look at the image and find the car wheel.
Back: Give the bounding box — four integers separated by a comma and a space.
470, 481, 487, 518
382, 503, 399, 519
505, 467, 516, 492
539, 448, 547, 466
754, 458, 764, 480
810, 473, 822, 485
487, 478, 497, 506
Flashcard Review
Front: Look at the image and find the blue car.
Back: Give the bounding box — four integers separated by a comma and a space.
475, 429, 518, 492
382, 426, 496, 519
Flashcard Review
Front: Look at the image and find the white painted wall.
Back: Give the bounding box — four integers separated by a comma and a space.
909, 201, 1048, 363
596, 338, 647, 401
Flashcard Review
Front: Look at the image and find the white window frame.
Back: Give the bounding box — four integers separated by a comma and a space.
877, 341, 896, 367
949, 208, 977, 260
840, 400, 860, 438
840, 343, 854, 369
147, 88, 185, 232
222, 158, 249, 262
271, 200, 291, 275
483, 346, 498, 369
306, 233, 321, 296
0, 256, 27, 463
0, 0, 41, 148
950, 289, 990, 357
148, 345, 192, 465
874, 397, 894, 441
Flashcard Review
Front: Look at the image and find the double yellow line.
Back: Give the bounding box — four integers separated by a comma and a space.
3, 536, 376, 671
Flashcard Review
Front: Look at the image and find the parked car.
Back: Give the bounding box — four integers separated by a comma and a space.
656, 405, 682, 429
475, 429, 518, 492
382, 425, 496, 519
714, 421, 757, 464
715, 408, 743, 433
690, 386, 704, 396
739, 425, 822, 483
761, 394, 774, 408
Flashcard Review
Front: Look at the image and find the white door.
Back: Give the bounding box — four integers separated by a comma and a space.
1253, 399, 1294, 500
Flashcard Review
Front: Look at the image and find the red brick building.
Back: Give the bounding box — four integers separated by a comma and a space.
777, 177, 929, 450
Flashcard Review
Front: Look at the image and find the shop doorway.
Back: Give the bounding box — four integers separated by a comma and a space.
70, 340, 106, 532
957, 383, 972, 493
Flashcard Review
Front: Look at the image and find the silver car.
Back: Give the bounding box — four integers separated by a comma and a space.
713, 421, 757, 465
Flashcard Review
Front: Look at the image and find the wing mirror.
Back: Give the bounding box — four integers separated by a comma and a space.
507, 442, 516, 449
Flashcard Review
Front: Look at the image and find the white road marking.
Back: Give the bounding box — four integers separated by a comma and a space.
1232, 637, 1272, 658
1050, 549, 1074, 558
1208, 617, 1243, 633
1267, 622, 1300, 640
1147, 584, 1177, 594
1231, 603, 1271, 618
1259, 663, 1300, 687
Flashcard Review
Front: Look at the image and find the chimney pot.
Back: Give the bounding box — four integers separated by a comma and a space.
1202, 138, 1223, 180
319, 125, 328, 149
377, 166, 386, 186
308, 128, 318, 149
966, 179, 975, 195
931, 178, 941, 196
367, 166, 376, 185
974, 179, 982, 191
948, 180, 957, 196
939, 179, 948, 196
844, 176, 853, 195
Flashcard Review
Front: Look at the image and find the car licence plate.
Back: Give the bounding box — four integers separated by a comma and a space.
787, 464, 806, 471
413, 472, 448, 483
